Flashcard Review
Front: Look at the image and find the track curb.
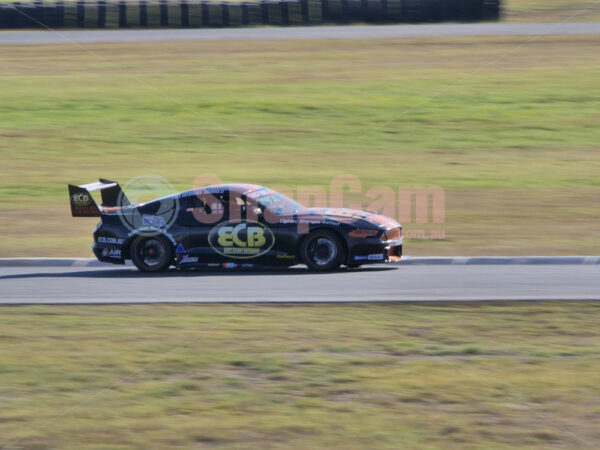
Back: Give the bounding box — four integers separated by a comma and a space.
1, 256, 599, 267
0, 258, 109, 267
397, 256, 600, 265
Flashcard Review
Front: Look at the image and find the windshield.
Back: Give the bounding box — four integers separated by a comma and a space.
247, 188, 302, 216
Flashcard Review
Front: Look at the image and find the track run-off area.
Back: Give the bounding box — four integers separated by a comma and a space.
1, 257, 599, 303
2, 23, 600, 304
1, 22, 600, 45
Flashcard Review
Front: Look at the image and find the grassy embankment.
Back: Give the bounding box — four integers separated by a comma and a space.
0, 35, 599, 256
1, 302, 599, 449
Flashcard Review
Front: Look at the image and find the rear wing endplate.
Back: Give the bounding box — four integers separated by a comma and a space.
68, 178, 130, 217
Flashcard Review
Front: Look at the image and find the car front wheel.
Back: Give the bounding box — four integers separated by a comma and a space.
300, 230, 345, 271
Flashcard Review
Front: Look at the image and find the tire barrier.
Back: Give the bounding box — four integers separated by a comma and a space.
0, 0, 500, 29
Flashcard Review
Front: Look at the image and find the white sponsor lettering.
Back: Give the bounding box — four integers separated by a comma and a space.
181, 255, 199, 264
98, 236, 124, 245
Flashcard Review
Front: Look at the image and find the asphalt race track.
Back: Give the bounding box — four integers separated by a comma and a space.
1, 22, 600, 45
1, 258, 599, 303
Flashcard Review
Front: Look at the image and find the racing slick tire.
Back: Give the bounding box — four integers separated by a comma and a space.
300, 229, 345, 272
130, 235, 173, 273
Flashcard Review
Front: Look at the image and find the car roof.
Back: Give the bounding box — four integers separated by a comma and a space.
180, 184, 267, 197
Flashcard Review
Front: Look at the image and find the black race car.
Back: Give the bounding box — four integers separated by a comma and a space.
69, 179, 402, 272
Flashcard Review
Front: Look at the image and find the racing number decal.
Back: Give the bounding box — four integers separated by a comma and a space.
209, 221, 274, 258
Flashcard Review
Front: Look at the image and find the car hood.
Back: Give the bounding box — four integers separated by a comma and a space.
297, 207, 401, 229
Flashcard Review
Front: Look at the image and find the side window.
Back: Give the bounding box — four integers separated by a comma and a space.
226, 192, 254, 222
245, 196, 263, 222
179, 196, 202, 226
209, 194, 227, 220
180, 194, 225, 226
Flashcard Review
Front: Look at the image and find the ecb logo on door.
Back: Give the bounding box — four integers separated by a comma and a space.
209, 221, 274, 258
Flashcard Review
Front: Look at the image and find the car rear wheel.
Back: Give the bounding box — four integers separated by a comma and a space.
301, 230, 345, 271
130, 235, 173, 272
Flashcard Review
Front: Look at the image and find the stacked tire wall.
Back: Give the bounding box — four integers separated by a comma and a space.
0, 0, 500, 28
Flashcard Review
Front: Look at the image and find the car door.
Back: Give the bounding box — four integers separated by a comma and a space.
205, 191, 277, 266
245, 190, 298, 265
177, 190, 228, 264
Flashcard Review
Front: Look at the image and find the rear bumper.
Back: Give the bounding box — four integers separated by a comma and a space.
92, 242, 125, 265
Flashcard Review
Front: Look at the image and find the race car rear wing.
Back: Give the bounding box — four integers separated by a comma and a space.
68, 179, 130, 217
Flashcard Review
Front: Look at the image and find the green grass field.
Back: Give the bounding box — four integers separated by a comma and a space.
1, 35, 599, 257
1, 302, 599, 449
505, 0, 600, 22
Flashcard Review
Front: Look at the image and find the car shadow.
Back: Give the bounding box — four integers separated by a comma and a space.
0, 265, 398, 280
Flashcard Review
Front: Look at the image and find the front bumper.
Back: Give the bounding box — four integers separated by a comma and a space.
349, 237, 403, 264
386, 241, 403, 262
